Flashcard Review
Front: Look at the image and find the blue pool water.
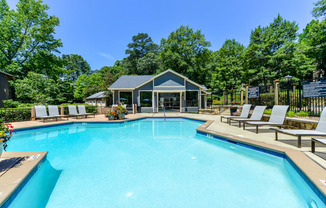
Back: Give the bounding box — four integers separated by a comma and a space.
5, 118, 326, 208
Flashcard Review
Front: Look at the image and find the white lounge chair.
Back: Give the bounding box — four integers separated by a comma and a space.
220, 104, 252, 124
48, 105, 69, 120
35, 105, 57, 122
68, 105, 85, 118
243, 105, 289, 134
229, 106, 267, 128
78, 105, 96, 118
275, 107, 326, 148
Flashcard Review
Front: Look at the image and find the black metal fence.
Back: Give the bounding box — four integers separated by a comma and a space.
279, 78, 326, 116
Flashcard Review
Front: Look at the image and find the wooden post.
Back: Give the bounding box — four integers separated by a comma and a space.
223, 90, 226, 105
61, 106, 64, 115
245, 84, 249, 104
31, 107, 35, 121
274, 80, 279, 105
133, 104, 135, 114
99, 106, 102, 114
292, 83, 296, 93
240, 89, 244, 105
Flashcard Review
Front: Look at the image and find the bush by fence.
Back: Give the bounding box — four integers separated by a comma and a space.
0, 108, 32, 122
0, 103, 98, 122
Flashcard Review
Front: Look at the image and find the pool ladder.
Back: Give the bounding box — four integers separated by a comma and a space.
163, 106, 166, 121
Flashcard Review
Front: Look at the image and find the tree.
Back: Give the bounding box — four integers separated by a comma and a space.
312, 0, 326, 18
243, 15, 298, 85
62, 54, 91, 82
123, 33, 158, 74
300, 19, 326, 77
0, 0, 62, 78
272, 42, 315, 80
74, 73, 104, 102
212, 39, 245, 91
160, 25, 212, 84
12, 72, 63, 104
136, 52, 161, 75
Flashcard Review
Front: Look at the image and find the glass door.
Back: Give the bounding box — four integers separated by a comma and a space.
158, 93, 180, 111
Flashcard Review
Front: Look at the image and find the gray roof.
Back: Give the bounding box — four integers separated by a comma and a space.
109, 75, 154, 89
0, 70, 14, 78
86, 91, 108, 99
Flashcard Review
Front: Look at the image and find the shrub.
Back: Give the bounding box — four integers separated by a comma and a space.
0, 108, 31, 122
264, 109, 272, 115
296, 111, 309, 117
213, 100, 223, 105
3, 100, 20, 108
286, 111, 296, 117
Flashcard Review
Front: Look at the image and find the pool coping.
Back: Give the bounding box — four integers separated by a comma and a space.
0, 151, 48, 208
197, 120, 326, 204
1, 116, 326, 206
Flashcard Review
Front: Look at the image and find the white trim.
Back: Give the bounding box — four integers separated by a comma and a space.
132, 90, 134, 105
134, 69, 205, 90
112, 90, 115, 105
199, 90, 201, 109
109, 88, 135, 90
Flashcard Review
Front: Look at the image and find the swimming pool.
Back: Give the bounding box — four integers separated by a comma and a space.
4, 118, 326, 208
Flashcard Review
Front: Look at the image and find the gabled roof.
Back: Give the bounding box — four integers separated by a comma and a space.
108, 69, 206, 90
86, 91, 108, 99
0, 70, 14, 79
109, 75, 154, 90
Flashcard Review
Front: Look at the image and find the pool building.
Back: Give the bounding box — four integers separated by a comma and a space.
108, 69, 210, 113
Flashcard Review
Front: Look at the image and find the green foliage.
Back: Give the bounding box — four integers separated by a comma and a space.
62, 54, 91, 82
212, 39, 245, 90
74, 73, 104, 102
123, 33, 159, 74
264, 109, 272, 115
3, 99, 20, 108
312, 0, 326, 18
160, 25, 212, 84
286, 111, 296, 117
213, 100, 223, 105
244, 15, 299, 85
300, 19, 326, 77
136, 52, 161, 75
12, 72, 63, 104
296, 111, 309, 117
0, 108, 31, 122
0, 0, 62, 79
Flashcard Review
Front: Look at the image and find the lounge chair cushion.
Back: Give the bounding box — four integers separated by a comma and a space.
315, 107, 326, 133
246, 121, 281, 126
268, 105, 289, 124
78, 105, 94, 115
277, 129, 326, 136
35, 105, 48, 118
222, 104, 252, 119
233, 106, 267, 121
68, 105, 79, 115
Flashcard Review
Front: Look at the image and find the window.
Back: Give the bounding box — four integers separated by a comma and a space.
186, 91, 198, 107
140, 92, 152, 107
120, 92, 132, 105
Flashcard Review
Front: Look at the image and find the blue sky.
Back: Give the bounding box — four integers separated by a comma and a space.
8, 0, 315, 70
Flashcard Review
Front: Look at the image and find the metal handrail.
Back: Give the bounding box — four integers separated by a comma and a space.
163, 106, 166, 121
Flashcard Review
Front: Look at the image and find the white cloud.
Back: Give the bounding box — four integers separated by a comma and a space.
98, 52, 115, 61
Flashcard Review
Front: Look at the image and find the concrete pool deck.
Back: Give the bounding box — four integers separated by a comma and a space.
1, 113, 326, 206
